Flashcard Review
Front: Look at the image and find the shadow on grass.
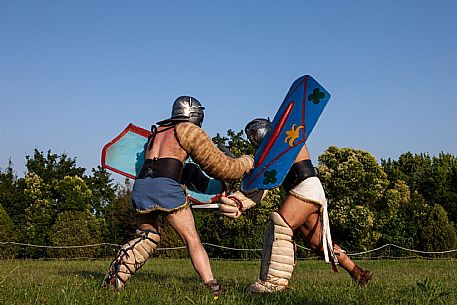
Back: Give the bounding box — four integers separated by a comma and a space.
236, 290, 345, 305
57, 268, 206, 287
56, 270, 341, 304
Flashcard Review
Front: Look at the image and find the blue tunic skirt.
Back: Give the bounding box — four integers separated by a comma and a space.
131, 177, 187, 214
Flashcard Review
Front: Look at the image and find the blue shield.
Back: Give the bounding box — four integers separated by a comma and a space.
242, 75, 330, 191
101, 124, 224, 205
101, 123, 150, 179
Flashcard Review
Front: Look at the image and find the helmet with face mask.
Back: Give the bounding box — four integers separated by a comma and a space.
245, 118, 271, 149
157, 96, 205, 126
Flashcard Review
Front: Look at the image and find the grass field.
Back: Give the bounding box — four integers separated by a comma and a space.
0, 258, 456, 305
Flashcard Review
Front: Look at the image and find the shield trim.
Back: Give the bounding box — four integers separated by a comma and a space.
101, 123, 150, 179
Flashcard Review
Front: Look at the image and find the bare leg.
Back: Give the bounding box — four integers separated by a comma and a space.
135, 213, 160, 232
166, 206, 214, 283
278, 194, 319, 230
298, 220, 372, 285
296, 212, 355, 273
280, 195, 371, 285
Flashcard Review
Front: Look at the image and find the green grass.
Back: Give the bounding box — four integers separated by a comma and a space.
0, 258, 456, 305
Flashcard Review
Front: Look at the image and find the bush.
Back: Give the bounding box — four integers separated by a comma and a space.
381, 198, 457, 258
328, 198, 378, 252
420, 204, 457, 257
0, 204, 18, 258
48, 211, 103, 258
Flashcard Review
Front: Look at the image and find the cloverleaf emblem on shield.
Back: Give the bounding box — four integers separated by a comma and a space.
308, 88, 325, 104
263, 169, 277, 185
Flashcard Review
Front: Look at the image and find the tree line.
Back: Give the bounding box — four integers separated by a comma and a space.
1, 129, 456, 259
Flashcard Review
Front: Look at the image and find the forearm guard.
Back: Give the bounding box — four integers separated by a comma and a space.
230, 189, 267, 212
175, 122, 254, 180
219, 189, 266, 218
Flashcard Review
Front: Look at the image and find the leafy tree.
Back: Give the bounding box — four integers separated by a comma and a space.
440, 190, 457, 227
3, 135, 455, 260
54, 176, 92, 213
375, 180, 414, 250
85, 166, 117, 217
0, 161, 27, 226
401, 193, 430, 249
382, 152, 457, 224
26, 149, 86, 184
319, 146, 388, 205
23, 173, 55, 257
419, 204, 457, 256
103, 179, 136, 246
378, 180, 411, 222
2, 150, 128, 258
382, 153, 431, 193
431, 153, 457, 225
327, 198, 378, 251
318, 146, 389, 251
0, 204, 18, 258
48, 210, 103, 258
213, 129, 256, 159
382, 194, 453, 256
22, 174, 94, 258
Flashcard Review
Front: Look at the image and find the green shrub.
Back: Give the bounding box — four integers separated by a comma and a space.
48, 211, 103, 258
420, 204, 457, 257
0, 204, 18, 258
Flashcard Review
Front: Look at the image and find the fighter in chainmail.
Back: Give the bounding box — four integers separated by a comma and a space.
218, 118, 372, 293
103, 96, 254, 295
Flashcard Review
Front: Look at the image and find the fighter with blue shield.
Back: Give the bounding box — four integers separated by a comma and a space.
218, 75, 372, 293
103, 96, 254, 294
101, 124, 228, 206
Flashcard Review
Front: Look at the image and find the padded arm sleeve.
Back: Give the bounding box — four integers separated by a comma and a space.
175, 122, 254, 180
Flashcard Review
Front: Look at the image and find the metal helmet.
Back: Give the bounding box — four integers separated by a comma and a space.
171, 96, 205, 126
245, 118, 271, 148
157, 96, 205, 126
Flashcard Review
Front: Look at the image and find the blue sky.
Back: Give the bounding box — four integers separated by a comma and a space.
1, 1, 457, 180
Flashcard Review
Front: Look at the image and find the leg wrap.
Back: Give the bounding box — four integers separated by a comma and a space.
104, 228, 160, 290
175, 122, 253, 180
249, 212, 294, 293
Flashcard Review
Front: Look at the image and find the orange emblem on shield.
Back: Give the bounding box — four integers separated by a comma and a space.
284, 124, 304, 146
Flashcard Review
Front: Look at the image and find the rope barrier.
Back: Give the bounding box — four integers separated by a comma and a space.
0, 241, 119, 249
202, 243, 262, 251
346, 243, 457, 256
1, 241, 456, 255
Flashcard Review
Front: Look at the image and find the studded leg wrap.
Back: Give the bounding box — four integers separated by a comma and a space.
248, 212, 295, 293
104, 228, 160, 290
